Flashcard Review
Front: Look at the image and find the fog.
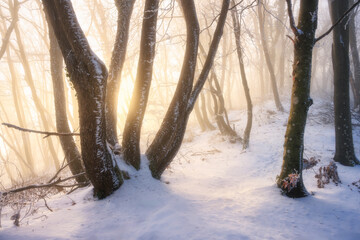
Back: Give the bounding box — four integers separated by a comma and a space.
0, 0, 358, 187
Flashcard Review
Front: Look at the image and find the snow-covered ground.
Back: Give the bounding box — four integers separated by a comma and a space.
1, 99, 360, 240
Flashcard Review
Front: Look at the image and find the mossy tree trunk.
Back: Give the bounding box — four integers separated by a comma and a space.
277, 0, 319, 198
329, 0, 360, 166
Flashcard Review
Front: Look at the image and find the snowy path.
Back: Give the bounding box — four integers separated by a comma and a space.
1, 100, 360, 240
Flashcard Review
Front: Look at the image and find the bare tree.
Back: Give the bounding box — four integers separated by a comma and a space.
43, 0, 123, 199
48, 20, 87, 183
257, 1, 284, 111
146, 0, 230, 179
349, 0, 360, 110
329, 0, 359, 166
230, 0, 253, 148
277, 0, 319, 198
10, 0, 60, 170
122, 0, 159, 169
105, 0, 135, 149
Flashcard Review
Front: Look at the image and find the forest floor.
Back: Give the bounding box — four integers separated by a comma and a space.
1, 98, 360, 240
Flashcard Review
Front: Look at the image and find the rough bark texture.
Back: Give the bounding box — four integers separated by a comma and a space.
329, 0, 359, 166
48, 23, 87, 183
257, 3, 284, 111
122, 0, 159, 170
147, 0, 230, 179
277, 0, 319, 198
43, 0, 122, 199
349, 0, 360, 110
231, 2, 253, 148
146, 0, 200, 179
105, 0, 135, 148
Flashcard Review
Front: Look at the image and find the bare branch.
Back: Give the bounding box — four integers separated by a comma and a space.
2, 123, 80, 138
315, 0, 360, 43
1, 173, 87, 197
286, 0, 299, 36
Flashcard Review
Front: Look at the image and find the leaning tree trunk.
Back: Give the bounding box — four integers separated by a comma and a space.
257, 2, 284, 111
43, 0, 122, 199
122, 0, 159, 170
146, 0, 200, 179
329, 0, 359, 166
231, 1, 253, 149
48, 23, 87, 183
105, 0, 135, 149
147, 0, 230, 179
349, 0, 360, 110
277, 0, 319, 198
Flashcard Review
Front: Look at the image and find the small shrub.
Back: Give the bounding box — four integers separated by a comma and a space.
303, 157, 320, 170
315, 161, 341, 188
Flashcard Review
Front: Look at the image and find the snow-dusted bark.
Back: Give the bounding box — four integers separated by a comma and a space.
277, 0, 319, 198
106, 0, 136, 148
48, 22, 86, 183
146, 0, 200, 179
329, 0, 359, 166
122, 0, 159, 170
43, 0, 122, 199
147, 0, 230, 179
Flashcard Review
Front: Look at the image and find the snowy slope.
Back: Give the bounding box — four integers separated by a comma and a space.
1, 99, 360, 240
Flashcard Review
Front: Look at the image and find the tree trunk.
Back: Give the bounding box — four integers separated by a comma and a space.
201, 92, 216, 130
349, 0, 360, 110
105, 0, 135, 149
194, 98, 206, 131
0, 1, 18, 60
146, 0, 200, 179
48, 22, 87, 183
122, 0, 159, 170
209, 73, 237, 137
329, 0, 359, 166
43, 0, 122, 199
231, 1, 253, 149
257, 3, 284, 111
147, 0, 230, 179
5, 48, 35, 175
277, 0, 319, 198
10, 0, 60, 170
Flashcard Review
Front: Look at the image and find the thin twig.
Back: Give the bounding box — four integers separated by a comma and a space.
200, 0, 257, 34
47, 159, 73, 184
43, 198, 53, 212
2, 123, 80, 138
1, 173, 87, 196
315, 0, 360, 43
